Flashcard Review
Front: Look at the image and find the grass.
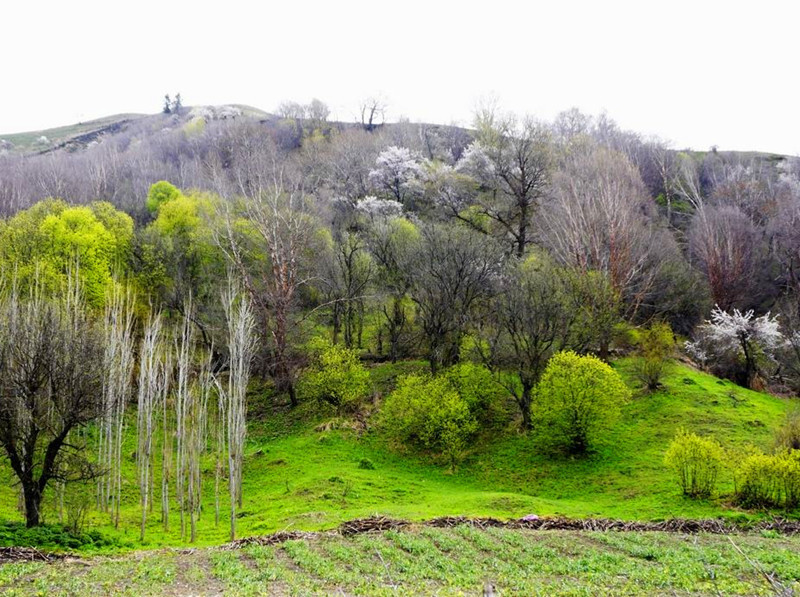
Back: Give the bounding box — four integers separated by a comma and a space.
0, 359, 795, 553
0, 114, 146, 154
1, 526, 799, 595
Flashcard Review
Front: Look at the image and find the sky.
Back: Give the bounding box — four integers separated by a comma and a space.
2, 0, 799, 155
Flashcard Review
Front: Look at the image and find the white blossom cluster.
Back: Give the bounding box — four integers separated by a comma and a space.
368, 146, 424, 196
685, 306, 783, 365
355, 196, 403, 218
456, 142, 495, 182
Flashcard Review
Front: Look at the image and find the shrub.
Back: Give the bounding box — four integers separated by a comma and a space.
381, 374, 477, 469
533, 351, 630, 454
635, 322, 674, 390
300, 339, 371, 412
773, 408, 800, 452
735, 451, 800, 509
663, 429, 725, 498
443, 362, 507, 425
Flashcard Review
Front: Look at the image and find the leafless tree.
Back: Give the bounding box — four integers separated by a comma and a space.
96, 284, 135, 528
220, 276, 257, 541
539, 141, 665, 316
457, 111, 551, 257
411, 224, 501, 373
0, 278, 104, 527
689, 204, 760, 310
136, 310, 165, 540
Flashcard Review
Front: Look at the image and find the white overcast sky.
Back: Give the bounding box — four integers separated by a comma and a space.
2, 0, 799, 155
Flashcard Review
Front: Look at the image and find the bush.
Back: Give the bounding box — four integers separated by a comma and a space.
300, 339, 371, 412
533, 351, 630, 454
635, 322, 674, 390
663, 429, 725, 498
773, 408, 800, 452
442, 362, 507, 425
381, 374, 477, 469
735, 451, 800, 509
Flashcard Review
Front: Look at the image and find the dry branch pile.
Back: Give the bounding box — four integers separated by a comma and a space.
0, 547, 64, 563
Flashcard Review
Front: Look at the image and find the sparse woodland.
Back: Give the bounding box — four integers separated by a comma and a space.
0, 100, 799, 544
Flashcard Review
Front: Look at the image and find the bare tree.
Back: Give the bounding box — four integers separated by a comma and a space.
411, 224, 501, 373
540, 141, 665, 316
137, 311, 165, 541
97, 284, 136, 528
456, 111, 551, 257
0, 278, 104, 527
689, 204, 759, 310
360, 97, 386, 132
220, 276, 257, 541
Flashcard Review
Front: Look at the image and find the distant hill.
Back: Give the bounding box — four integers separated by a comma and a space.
0, 105, 276, 156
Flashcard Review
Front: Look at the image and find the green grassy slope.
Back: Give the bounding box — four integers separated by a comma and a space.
0, 360, 795, 551
2, 527, 799, 595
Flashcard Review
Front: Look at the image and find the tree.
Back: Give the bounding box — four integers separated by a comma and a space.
540, 141, 665, 316
456, 112, 551, 257
163, 94, 172, 114
0, 279, 104, 527
319, 231, 374, 348
482, 256, 576, 430
689, 204, 760, 311
634, 321, 674, 390
217, 189, 319, 406
686, 307, 782, 389
362, 214, 419, 362
0, 199, 134, 308
219, 277, 257, 541
411, 224, 501, 373
369, 146, 424, 208
360, 97, 386, 132
381, 374, 477, 470
146, 180, 181, 214
533, 351, 630, 454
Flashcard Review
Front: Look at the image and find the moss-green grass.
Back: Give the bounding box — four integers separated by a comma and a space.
2, 527, 799, 595
0, 360, 795, 552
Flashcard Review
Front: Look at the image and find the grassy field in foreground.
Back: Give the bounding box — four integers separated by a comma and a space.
0, 359, 796, 552
1, 527, 800, 595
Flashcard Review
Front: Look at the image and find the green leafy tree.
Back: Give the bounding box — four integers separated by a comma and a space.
533, 351, 630, 454
0, 199, 133, 307
300, 338, 371, 412
146, 181, 181, 214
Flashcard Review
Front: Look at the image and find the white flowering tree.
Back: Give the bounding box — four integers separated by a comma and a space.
355, 196, 403, 219
686, 306, 782, 388
368, 146, 424, 206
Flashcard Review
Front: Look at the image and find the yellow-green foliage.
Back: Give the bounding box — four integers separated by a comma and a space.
534, 351, 631, 454
300, 339, 371, 411
736, 450, 800, 509
635, 321, 675, 390
381, 374, 478, 468
138, 190, 222, 302
146, 180, 181, 213
442, 362, 507, 425
663, 429, 725, 498
0, 199, 133, 306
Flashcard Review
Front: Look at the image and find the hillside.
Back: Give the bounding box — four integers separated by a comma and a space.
0, 359, 792, 551
0, 114, 147, 155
